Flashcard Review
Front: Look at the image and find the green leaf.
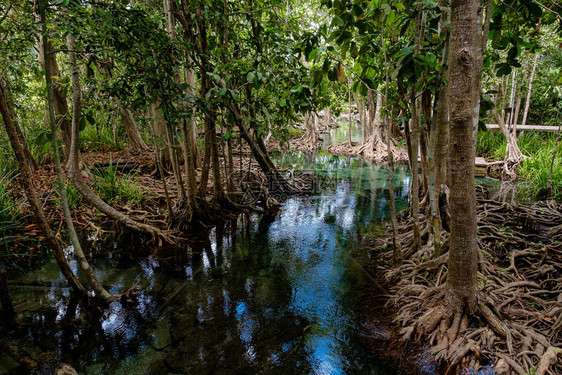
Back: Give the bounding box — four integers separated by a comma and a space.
79, 115, 87, 132
496, 63, 512, 77
352, 4, 363, 18
322, 59, 330, 73
328, 68, 337, 82
308, 49, 318, 62
247, 72, 255, 83
86, 113, 96, 125
526, 1, 542, 18
333, 16, 344, 26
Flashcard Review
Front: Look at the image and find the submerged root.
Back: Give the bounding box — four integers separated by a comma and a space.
372, 195, 562, 374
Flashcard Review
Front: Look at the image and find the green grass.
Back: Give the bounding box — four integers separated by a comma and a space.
518, 145, 562, 200
477, 130, 507, 159
53, 181, 82, 210
92, 159, 144, 204
80, 124, 125, 152
477, 130, 562, 200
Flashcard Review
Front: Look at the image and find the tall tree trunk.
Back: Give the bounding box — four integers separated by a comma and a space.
121, 108, 150, 152
366, 90, 375, 140
185, 63, 200, 169
348, 82, 352, 145
428, 24, 450, 257
446, 0, 482, 312
409, 88, 422, 251
35, 18, 72, 159
381, 25, 401, 265
63, 33, 115, 303
408, 8, 425, 251
162, 0, 187, 201
372, 91, 384, 141
352, 92, 366, 141
56, 36, 169, 240
1, 80, 37, 172
151, 101, 172, 169
522, 54, 539, 126
0, 78, 87, 298
193, 6, 223, 199
420, 90, 432, 196
513, 76, 524, 127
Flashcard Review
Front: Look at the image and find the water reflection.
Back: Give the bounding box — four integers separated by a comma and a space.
2, 152, 410, 374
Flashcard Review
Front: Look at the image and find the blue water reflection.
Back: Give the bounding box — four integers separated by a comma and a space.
2, 151, 411, 374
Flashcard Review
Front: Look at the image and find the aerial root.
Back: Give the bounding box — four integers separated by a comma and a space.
326, 138, 408, 162
367, 194, 562, 374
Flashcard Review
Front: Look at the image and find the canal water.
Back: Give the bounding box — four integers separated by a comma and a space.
2, 145, 417, 374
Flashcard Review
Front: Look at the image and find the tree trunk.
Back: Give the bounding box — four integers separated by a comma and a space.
409, 88, 422, 251
372, 91, 384, 141
446, 0, 482, 312
367, 89, 375, 140
185, 63, 200, 169
302, 112, 318, 142
121, 108, 150, 152
58, 39, 169, 240
1, 79, 38, 172
151, 101, 172, 169
521, 54, 539, 126
163, 0, 187, 201
352, 92, 366, 141
492, 99, 525, 180
36, 33, 72, 159
0, 79, 87, 299
348, 82, 353, 144
65, 33, 115, 303
420, 90, 432, 196
428, 23, 450, 257
387, 117, 401, 265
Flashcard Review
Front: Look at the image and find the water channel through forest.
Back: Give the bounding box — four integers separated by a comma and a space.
1, 125, 486, 374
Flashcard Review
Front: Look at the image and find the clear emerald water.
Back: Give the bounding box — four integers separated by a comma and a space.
2, 149, 416, 374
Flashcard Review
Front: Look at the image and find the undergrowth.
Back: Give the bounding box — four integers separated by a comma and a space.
477, 130, 562, 200
92, 160, 144, 204
80, 124, 125, 152
53, 181, 82, 210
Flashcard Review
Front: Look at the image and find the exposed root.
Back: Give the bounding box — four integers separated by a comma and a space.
368, 194, 562, 374
326, 137, 408, 162
290, 135, 323, 153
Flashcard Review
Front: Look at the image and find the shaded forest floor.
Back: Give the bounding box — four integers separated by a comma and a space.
3, 148, 267, 256
360, 188, 562, 375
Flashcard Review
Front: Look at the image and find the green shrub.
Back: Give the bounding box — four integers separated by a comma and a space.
92, 160, 144, 204
80, 124, 124, 152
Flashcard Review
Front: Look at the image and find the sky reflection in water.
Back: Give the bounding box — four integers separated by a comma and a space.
3, 151, 410, 374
